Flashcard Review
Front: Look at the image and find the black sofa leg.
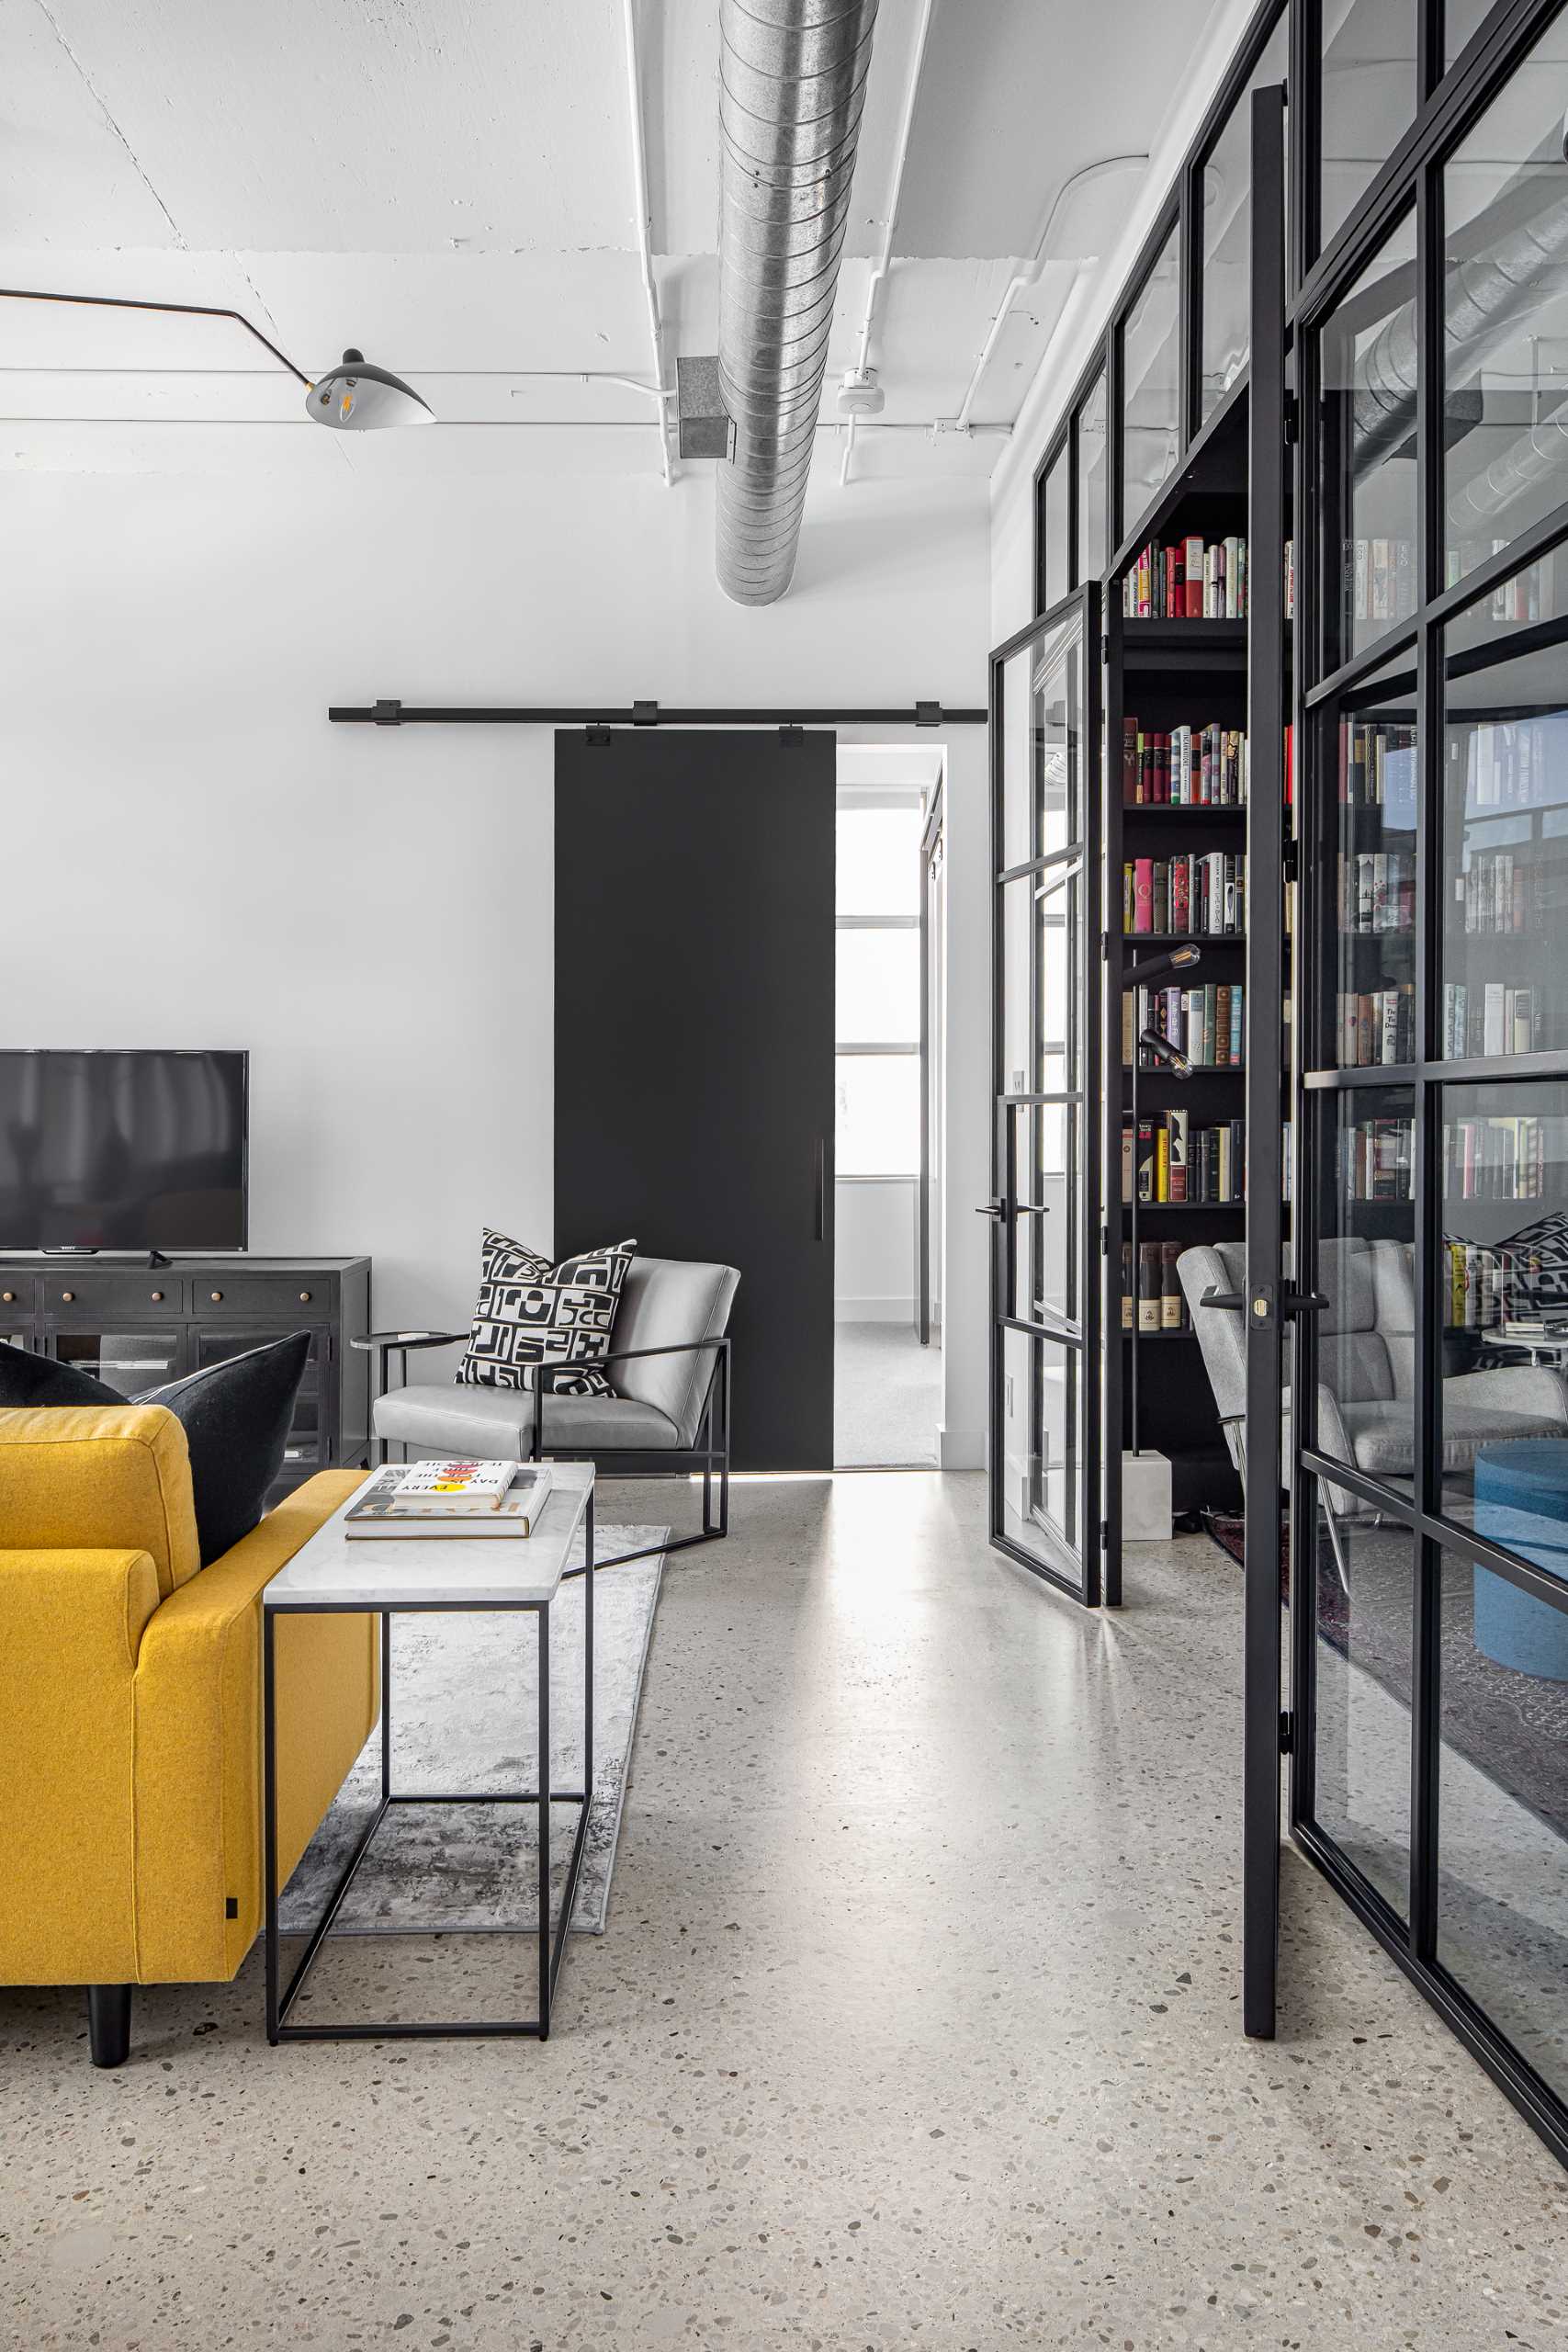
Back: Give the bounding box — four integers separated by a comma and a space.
88, 1984, 131, 2068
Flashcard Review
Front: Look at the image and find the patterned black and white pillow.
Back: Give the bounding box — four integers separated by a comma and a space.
457, 1228, 637, 1396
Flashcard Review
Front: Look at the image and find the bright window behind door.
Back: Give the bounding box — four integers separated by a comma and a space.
836, 797, 923, 1176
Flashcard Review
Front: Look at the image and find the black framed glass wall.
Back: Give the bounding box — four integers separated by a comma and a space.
1293, 0, 1568, 2167
989, 591, 1102, 1602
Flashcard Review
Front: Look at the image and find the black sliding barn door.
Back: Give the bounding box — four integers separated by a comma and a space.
554, 727, 836, 1471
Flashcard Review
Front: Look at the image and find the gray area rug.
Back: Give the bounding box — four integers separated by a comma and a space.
278, 1527, 666, 1939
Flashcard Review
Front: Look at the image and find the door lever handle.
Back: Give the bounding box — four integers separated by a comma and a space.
976, 1200, 1005, 1219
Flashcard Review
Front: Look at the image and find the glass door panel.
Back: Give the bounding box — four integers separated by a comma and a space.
1077, 372, 1108, 584
1311, 1487, 1416, 1920
1443, 22, 1568, 588
989, 585, 1100, 1603
1200, 7, 1290, 425
998, 1327, 1081, 1569
1121, 224, 1180, 537
54, 1329, 180, 1391
1319, 0, 1417, 256
1317, 209, 1419, 670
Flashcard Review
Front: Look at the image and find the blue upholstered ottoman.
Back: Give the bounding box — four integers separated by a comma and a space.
1473, 1440, 1568, 1681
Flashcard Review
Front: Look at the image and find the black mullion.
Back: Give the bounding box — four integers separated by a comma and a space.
1081, 582, 1104, 1609
1179, 157, 1201, 453
1292, 0, 1322, 287
1066, 411, 1081, 594
1417, 0, 1439, 102
1103, 594, 1126, 1600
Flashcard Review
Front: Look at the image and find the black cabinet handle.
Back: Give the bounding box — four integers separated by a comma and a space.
976, 1200, 1004, 1220
814, 1138, 827, 1241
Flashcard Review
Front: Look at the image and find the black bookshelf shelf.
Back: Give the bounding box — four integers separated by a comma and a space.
1121, 804, 1248, 822
1128, 931, 1247, 945
1122, 619, 1247, 670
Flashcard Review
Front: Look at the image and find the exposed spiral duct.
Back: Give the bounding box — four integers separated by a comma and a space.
716, 0, 880, 605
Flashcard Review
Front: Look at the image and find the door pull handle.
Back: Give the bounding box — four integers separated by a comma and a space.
976, 1200, 1005, 1220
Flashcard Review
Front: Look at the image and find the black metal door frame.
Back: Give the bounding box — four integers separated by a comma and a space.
987, 584, 1104, 1605
1241, 81, 1292, 2041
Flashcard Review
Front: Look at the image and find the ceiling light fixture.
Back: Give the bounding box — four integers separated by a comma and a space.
0, 288, 434, 430
307, 348, 434, 430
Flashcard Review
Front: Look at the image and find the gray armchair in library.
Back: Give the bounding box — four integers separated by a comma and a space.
363, 1254, 739, 1571
1179, 1237, 1568, 1582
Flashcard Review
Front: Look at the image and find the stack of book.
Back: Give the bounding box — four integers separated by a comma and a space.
1337, 987, 1415, 1066
1338, 851, 1415, 933
1122, 718, 1247, 805
1122, 534, 1249, 618
1122, 1240, 1189, 1331
1125, 851, 1245, 934
1444, 1114, 1546, 1202
1122, 1112, 1247, 1204
1441, 982, 1542, 1057
1338, 720, 1416, 809
1342, 537, 1416, 628
1445, 1239, 1511, 1332
1458, 848, 1547, 932
344, 1458, 554, 1540
1445, 546, 1547, 618
1338, 1115, 1414, 1202
1125, 981, 1246, 1069
1457, 714, 1568, 807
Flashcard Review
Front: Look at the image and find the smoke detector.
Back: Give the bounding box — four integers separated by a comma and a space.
837, 367, 886, 417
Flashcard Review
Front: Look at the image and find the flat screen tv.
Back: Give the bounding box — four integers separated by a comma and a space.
0, 1050, 249, 1251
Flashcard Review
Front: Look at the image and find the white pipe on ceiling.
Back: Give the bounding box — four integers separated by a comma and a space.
841, 0, 939, 490
621, 0, 673, 487
952, 151, 1149, 435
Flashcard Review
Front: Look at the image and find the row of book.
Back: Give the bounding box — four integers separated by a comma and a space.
1122, 1112, 1247, 1204
1338, 851, 1415, 934
1446, 1115, 1546, 1202
1456, 716, 1568, 811
1455, 850, 1555, 934
1337, 722, 1416, 811
1122, 1240, 1190, 1331
1446, 543, 1547, 621
1342, 537, 1416, 628
1446, 1240, 1515, 1333
1339, 1116, 1413, 1201
1122, 534, 1255, 619
1122, 718, 1248, 807
1441, 983, 1544, 1058
1337, 987, 1414, 1067
1124, 853, 1246, 936
1128, 982, 1247, 1069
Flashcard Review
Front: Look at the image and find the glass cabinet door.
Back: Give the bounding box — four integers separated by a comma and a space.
1121, 225, 1181, 541
989, 586, 1101, 1602
54, 1329, 181, 1391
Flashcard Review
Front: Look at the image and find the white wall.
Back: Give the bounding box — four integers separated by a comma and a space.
0, 463, 993, 1448
834, 1178, 915, 1320
986, 0, 1264, 642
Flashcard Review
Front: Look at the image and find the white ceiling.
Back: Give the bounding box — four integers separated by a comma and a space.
0, 0, 1218, 479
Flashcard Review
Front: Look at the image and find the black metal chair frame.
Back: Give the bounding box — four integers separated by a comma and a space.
367, 1333, 731, 1574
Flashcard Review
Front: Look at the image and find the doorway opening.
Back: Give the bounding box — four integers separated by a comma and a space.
833, 747, 944, 1468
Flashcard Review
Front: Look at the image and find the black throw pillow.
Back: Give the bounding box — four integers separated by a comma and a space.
0, 1331, 311, 1566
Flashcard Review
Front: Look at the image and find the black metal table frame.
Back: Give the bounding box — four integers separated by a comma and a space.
263, 1490, 593, 2043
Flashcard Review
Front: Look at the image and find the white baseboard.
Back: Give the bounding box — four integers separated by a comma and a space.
939, 1424, 986, 1470
835, 1295, 916, 1323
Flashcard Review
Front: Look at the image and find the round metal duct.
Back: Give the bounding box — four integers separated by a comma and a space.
716, 0, 880, 605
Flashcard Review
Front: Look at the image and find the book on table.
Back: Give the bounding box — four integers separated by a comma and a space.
344, 1462, 555, 1539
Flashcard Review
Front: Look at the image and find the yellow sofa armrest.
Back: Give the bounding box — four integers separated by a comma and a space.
132, 1470, 378, 1984
0, 1547, 163, 1985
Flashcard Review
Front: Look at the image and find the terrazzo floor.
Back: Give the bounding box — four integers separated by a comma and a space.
5, 1471, 1568, 2348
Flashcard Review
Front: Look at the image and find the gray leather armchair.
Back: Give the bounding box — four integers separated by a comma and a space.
368, 1254, 739, 1570
1179, 1237, 1568, 1579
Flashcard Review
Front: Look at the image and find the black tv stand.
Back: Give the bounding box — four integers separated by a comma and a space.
0, 1254, 372, 1498
146, 1248, 172, 1270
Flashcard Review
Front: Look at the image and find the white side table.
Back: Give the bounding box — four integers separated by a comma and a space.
262, 1462, 596, 2043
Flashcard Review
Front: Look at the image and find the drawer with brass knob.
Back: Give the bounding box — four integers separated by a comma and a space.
195, 1275, 333, 1319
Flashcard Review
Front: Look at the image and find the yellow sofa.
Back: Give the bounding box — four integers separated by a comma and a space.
0, 1404, 376, 2065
